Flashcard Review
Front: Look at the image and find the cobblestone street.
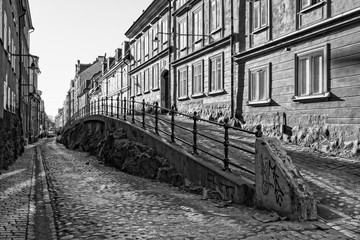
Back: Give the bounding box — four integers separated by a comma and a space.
0, 137, 357, 239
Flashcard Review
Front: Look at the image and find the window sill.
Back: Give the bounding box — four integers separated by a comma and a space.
292, 92, 330, 102
144, 90, 150, 94
162, 41, 168, 45
191, 93, 205, 98
180, 47, 187, 52
178, 96, 190, 101
247, 98, 272, 106
210, 28, 222, 35
208, 89, 226, 96
299, 1, 326, 14
152, 87, 160, 91
193, 38, 203, 44
251, 25, 269, 35
136, 93, 143, 96
153, 47, 158, 51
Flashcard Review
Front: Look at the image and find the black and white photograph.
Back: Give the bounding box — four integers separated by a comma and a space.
1, 0, 360, 239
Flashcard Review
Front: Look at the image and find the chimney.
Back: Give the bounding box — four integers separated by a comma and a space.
102, 60, 107, 75
122, 41, 129, 55
115, 48, 122, 62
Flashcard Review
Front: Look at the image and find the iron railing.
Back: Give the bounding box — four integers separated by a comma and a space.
70, 97, 262, 175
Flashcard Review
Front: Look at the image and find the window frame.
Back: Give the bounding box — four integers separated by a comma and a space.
144, 69, 150, 93
161, 16, 169, 45
178, 66, 188, 99
192, 61, 204, 97
209, 53, 224, 94
152, 63, 160, 90
247, 63, 272, 106
293, 44, 330, 102
250, 0, 269, 33
178, 17, 188, 51
209, 0, 222, 33
136, 73, 142, 96
193, 6, 203, 43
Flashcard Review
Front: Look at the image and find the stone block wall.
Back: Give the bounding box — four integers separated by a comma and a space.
0, 115, 25, 170
242, 112, 360, 159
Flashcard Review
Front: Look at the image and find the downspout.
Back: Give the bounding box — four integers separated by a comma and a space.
168, 0, 173, 109
230, 0, 234, 118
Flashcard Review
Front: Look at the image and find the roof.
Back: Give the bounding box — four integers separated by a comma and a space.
125, 0, 169, 39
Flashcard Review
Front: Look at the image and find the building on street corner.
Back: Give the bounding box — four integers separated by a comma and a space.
0, 0, 42, 170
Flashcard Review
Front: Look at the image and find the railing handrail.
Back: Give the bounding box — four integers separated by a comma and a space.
68, 97, 262, 175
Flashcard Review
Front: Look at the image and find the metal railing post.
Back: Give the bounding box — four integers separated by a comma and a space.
102, 98, 104, 115
154, 102, 159, 134
117, 94, 120, 119
142, 99, 145, 128
223, 118, 230, 172
106, 97, 108, 115
255, 125, 263, 138
123, 97, 127, 121
97, 98, 100, 115
170, 105, 175, 143
193, 111, 198, 155
132, 97, 135, 123
111, 96, 113, 117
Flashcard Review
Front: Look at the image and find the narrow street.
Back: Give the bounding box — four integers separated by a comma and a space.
1, 138, 355, 239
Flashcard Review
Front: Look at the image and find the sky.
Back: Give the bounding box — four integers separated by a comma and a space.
29, 0, 153, 118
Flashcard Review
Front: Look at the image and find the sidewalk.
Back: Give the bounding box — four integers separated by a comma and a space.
0, 143, 35, 239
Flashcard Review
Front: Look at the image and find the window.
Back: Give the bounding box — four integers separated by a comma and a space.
152, 64, 159, 90
192, 62, 203, 95
4, 12, 7, 50
178, 68, 188, 98
251, 0, 268, 32
248, 64, 271, 104
136, 74, 142, 95
210, 0, 221, 32
144, 69, 150, 93
4, 74, 7, 110
144, 33, 149, 57
301, 0, 321, 9
0, 5, 3, 41
209, 54, 223, 93
131, 76, 136, 97
161, 17, 168, 44
193, 7, 203, 42
178, 0, 187, 8
152, 24, 158, 50
136, 40, 141, 63
295, 45, 328, 100
179, 18, 187, 50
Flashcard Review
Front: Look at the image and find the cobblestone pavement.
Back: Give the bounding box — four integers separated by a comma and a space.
127, 114, 360, 239
0, 137, 353, 239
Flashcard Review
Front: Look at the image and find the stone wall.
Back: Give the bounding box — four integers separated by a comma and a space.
0, 116, 25, 170
241, 112, 360, 159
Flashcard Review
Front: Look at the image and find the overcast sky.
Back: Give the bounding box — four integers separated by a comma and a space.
30, 0, 153, 118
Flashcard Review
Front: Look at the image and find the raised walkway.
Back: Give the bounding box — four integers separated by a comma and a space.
127, 113, 360, 238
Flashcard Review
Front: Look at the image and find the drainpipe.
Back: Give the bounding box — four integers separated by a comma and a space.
168, 0, 173, 109
230, 0, 235, 118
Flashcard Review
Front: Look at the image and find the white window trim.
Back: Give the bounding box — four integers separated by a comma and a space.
178, 17, 188, 51
192, 6, 203, 43
293, 44, 330, 102
192, 61, 204, 97
247, 63, 272, 106
249, 0, 270, 34
209, 53, 224, 94
178, 67, 188, 99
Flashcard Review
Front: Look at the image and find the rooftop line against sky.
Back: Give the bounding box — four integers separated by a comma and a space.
30, 0, 153, 118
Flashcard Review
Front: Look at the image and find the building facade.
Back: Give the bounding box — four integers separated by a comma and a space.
0, 0, 39, 169
233, 0, 360, 156
125, 0, 172, 110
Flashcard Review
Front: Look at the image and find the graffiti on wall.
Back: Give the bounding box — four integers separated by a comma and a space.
207, 173, 235, 199
260, 153, 285, 206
